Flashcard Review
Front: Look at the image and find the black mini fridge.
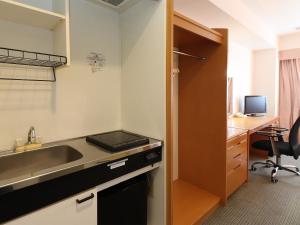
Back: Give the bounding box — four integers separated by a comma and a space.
98, 174, 148, 225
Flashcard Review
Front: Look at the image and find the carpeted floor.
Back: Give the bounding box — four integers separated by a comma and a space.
203, 156, 300, 225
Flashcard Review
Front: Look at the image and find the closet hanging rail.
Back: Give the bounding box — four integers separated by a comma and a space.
173, 50, 206, 60
0, 47, 67, 82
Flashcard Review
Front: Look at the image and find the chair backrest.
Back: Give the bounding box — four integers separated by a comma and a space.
289, 116, 300, 159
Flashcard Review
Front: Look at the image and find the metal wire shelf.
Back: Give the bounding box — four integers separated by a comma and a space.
0, 47, 67, 82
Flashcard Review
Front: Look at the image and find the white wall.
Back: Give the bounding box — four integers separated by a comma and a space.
120, 1, 166, 224
279, 31, 300, 50
0, 0, 122, 151
252, 49, 278, 116
121, 2, 165, 140
208, 0, 277, 48
227, 41, 253, 112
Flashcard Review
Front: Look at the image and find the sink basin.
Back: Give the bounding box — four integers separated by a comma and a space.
0, 145, 83, 181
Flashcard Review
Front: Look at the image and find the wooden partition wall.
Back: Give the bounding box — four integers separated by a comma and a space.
177, 27, 228, 199
168, 12, 228, 225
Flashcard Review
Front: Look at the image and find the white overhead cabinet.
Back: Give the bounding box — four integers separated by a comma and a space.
0, 0, 70, 65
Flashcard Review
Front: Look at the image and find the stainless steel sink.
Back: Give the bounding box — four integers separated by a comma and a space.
0, 145, 83, 181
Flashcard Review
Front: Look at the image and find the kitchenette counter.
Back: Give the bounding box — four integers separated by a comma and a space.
0, 133, 162, 223
0, 134, 162, 196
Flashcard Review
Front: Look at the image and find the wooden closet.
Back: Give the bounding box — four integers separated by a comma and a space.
167, 11, 228, 225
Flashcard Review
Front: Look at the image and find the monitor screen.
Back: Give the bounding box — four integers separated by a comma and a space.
244, 96, 266, 114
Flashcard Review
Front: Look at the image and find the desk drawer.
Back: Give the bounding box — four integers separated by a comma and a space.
226, 133, 248, 197
227, 133, 247, 148
227, 139, 247, 159
227, 135, 247, 172
227, 160, 247, 196
227, 151, 247, 172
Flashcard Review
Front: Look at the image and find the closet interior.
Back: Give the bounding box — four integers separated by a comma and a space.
169, 11, 228, 225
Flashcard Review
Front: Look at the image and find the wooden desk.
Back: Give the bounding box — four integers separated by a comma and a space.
225, 116, 279, 197
228, 115, 279, 160
228, 116, 279, 134
227, 127, 247, 139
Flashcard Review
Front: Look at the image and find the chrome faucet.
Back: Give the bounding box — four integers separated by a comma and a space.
27, 126, 36, 144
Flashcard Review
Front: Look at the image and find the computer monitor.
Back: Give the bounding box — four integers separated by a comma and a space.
244, 95, 267, 116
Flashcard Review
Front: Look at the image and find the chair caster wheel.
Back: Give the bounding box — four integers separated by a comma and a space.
250, 166, 256, 171
296, 168, 300, 172
271, 178, 278, 183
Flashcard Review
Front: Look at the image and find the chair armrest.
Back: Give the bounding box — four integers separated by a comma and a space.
265, 126, 289, 132
255, 130, 285, 138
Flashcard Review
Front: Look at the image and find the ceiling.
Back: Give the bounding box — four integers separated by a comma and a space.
241, 0, 300, 35
175, 0, 300, 50
174, 0, 273, 49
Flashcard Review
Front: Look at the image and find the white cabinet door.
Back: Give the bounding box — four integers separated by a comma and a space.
5, 187, 98, 225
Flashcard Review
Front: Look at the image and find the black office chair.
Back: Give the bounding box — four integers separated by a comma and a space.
250, 116, 300, 183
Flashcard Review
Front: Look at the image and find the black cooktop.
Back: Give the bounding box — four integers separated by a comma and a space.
86, 130, 150, 153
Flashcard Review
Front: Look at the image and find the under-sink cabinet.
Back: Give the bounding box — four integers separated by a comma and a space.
6, 187, 98, 225
5, 172, 150, 225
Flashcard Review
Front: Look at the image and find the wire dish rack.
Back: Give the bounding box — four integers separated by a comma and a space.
0, 47, 67, 82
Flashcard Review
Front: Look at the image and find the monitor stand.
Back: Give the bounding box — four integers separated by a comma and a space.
247, 113, 265, 117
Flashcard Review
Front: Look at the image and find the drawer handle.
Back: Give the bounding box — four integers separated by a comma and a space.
76, 193, 94, 204
107, 158, 128, 170
236, 139, 246, 146
234, 153, 241, 159
233, 164, 241, 170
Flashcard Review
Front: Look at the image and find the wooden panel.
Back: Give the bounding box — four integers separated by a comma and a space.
172, 179, 220, 225
178, 29, 228, 202
227, 160, 247, 196
174, 11, 223, 44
